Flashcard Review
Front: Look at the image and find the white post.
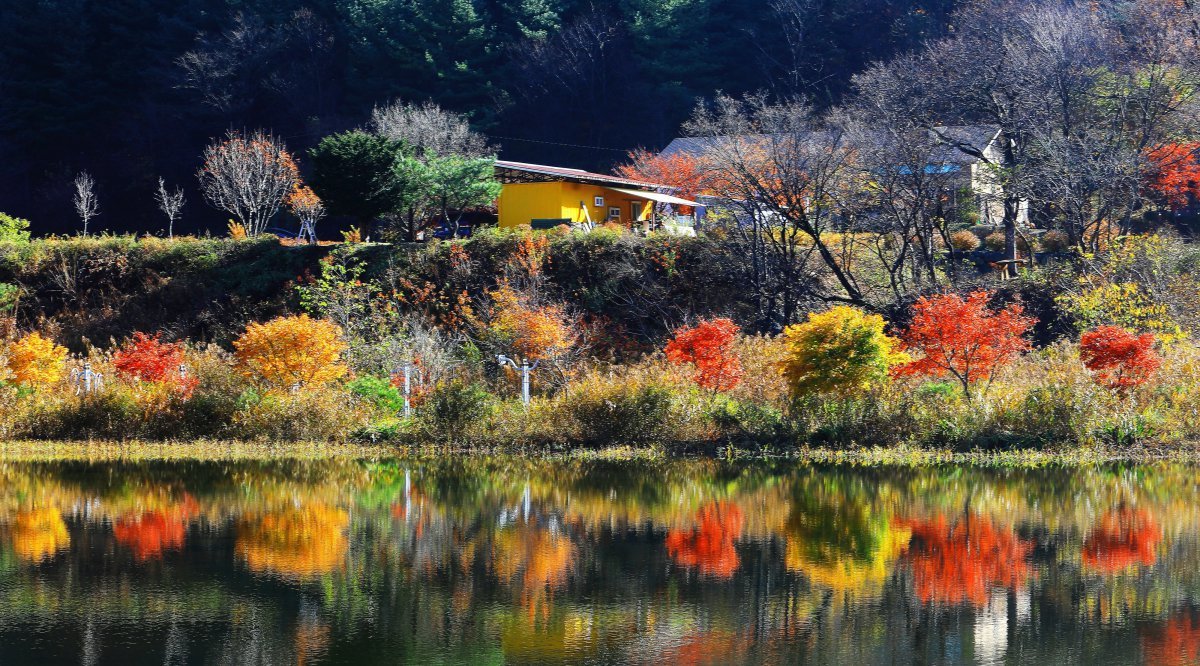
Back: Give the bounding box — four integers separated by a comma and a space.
402, 364, 413, 418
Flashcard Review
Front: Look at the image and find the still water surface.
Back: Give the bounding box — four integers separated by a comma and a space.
0, 457, 1197, 664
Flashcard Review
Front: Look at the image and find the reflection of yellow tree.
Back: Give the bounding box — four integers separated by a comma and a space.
783, 477, 909, 597
12, 507, 69, 561
786, 523, 910, 594
236, 504, 349, 580
491, 524, 575, 618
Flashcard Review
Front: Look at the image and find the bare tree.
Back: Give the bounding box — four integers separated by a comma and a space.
155, 178, 185, 239
197, 130, 299, 236
685, 95, 865, 325
369, 100, 491, 157
73, 171, 99, 236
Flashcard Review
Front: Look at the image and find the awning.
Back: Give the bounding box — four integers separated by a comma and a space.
609, 187, 701, 207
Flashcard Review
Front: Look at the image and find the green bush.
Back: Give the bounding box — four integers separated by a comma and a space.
347, 375, 405, 413
0, 213, 31, 243
422, 380, 494, 442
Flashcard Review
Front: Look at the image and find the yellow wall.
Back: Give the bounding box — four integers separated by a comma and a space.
498, 182, 653, 228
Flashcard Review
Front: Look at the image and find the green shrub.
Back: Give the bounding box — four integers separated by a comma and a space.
422, 380, 494, 442
347, 375, 405, 413
0, 213, 31, 243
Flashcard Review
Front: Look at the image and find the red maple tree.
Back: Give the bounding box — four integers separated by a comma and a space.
893, 291, 1034, 397
665, 501, 744, 579
1079, 325, 1161, 391
896, 513, 1032, 607
1145, 142, 1200, 210
1082, 507, 1161, 573
113, 332, 198, 397
665, 318, 743, 391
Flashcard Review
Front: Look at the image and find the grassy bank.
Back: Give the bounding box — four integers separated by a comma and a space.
0, 231, 1195, 452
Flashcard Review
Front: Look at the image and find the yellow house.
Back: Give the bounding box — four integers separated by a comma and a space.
494, 160, 698, 230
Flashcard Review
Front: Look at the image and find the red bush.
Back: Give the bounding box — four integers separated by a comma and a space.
1079, 325, 1161, 391
113, 332, 197, 397
664, 318, 743, 391
893, 291, 1034, 395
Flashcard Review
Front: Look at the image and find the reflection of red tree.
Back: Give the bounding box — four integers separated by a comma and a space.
665, 629, 748, 665
112, 497, 197, 561
896, 513, 1031, 606
1141, 612, 1200, 666
1083, 507, 1160, 573
665, 502, 744, 579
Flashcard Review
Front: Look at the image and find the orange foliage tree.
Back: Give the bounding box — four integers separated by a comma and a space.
233, 314, 348, 389
664, 501, 744, 579
893, 291, 1034, 397
481, 282, 577, 366
1145, 142, 1200, 211
664, 318, 743, 391
1079, 325, 1161, 391
287, 183, 325, 243
1082, 507, 1161, 573
615, 149, 716, 209
7, 332, 68, 390
113, 332, 198, 398
895, 513, 1032, 607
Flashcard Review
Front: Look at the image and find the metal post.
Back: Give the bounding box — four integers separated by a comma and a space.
497, 355, 538, 408
402, 364, 413, 418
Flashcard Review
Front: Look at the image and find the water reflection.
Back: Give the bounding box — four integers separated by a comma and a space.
0, 458, 1198, 663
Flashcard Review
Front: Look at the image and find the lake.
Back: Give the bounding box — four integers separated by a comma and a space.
0, 455, 1196, 665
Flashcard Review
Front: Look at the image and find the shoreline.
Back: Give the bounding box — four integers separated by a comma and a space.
2, 439, 1198, 466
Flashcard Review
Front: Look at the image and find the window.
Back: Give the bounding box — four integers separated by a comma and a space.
594, 196, 605, 207
608, 207, 622, 220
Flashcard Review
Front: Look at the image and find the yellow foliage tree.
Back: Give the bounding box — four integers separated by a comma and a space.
233, 314, 348, 388
7, 332, 67, 389
779, 306, 908, 398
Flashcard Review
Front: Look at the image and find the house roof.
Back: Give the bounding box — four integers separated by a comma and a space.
661, 125, 1001, 166
494, 160, 663, 189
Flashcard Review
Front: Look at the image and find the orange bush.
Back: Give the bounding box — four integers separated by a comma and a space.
665, 318, 743, 391
233, 314, 348, 388
12, 507, 70, 561
236, 504, 349, 580
7, 332, 67, 389
1079, 325, 1161, 391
